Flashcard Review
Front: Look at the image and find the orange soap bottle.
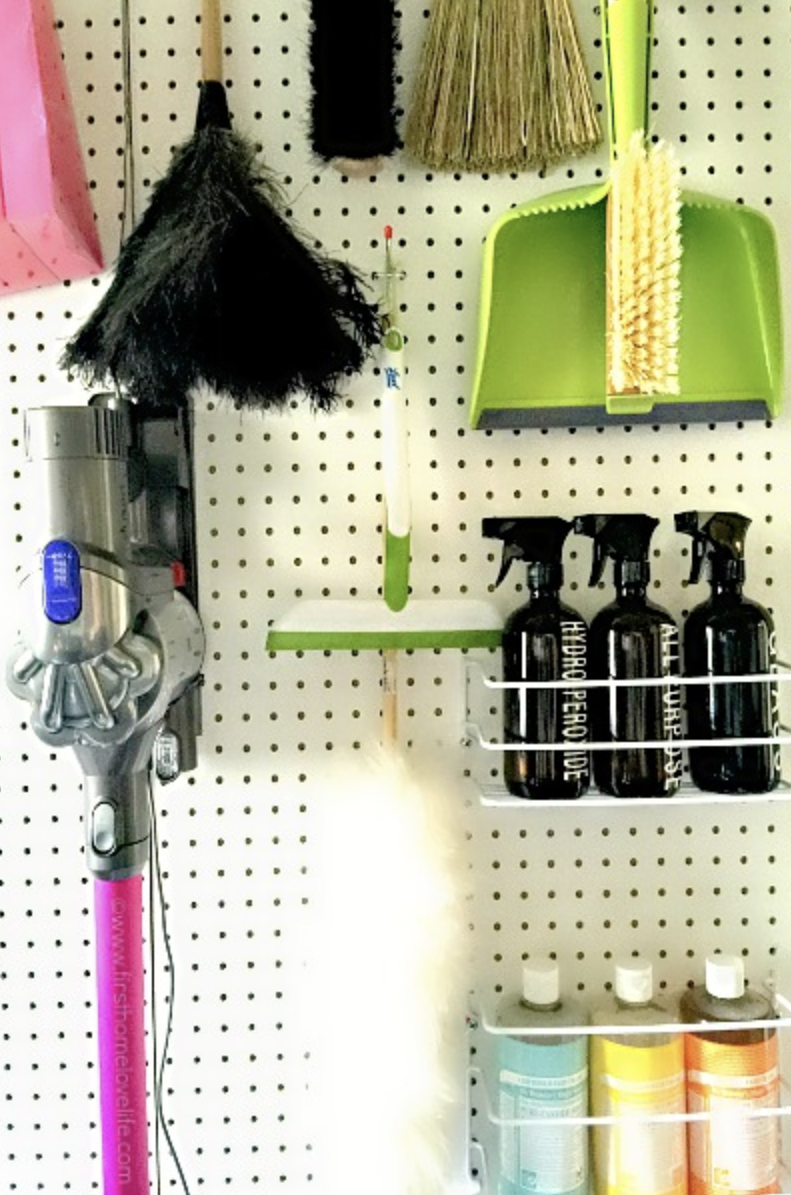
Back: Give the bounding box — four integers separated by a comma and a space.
680, 955, 780, 1195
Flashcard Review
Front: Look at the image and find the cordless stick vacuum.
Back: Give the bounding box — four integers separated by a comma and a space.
6, 394, 205, 1194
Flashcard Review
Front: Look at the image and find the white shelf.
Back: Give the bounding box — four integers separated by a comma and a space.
477, 779, 791, 809
472, 1064, 791, 1131
465, 658, 791, 805
470, 991, 791, 1129
466, 656, 791, 701
474, 991, 791, 1037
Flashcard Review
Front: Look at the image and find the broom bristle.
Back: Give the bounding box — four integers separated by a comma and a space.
405, 0, 600, 174
403, 0, 479, 171
467, 0, 530, 172
539, 0, 602, 169
608, 130, 682, 397
61, 122, 382, 411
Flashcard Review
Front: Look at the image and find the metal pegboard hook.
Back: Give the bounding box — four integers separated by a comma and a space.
372, 224, 407, 336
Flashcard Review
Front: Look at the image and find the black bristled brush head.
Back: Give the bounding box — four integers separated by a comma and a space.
308, 0, 399, 169
61, 82, 382, 412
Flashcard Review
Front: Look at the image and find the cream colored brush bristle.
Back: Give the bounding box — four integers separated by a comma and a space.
608, 129, 682, 396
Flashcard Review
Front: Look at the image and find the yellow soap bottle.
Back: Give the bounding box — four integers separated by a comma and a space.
590, 957, 687, 1195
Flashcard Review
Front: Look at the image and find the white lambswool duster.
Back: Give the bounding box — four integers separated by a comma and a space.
305, 744, 472, 1194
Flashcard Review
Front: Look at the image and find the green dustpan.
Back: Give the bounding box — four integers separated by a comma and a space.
469, 0, 783, 429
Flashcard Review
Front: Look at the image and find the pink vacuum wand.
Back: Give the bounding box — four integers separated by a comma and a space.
95, 873, 149, 1194
7, 395, 205, 1192
86, 765, 156, 1195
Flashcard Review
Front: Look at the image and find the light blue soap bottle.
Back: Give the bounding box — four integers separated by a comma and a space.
496, 957, 590, 1195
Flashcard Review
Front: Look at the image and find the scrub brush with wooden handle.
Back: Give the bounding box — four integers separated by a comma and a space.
605, 0, 682, 404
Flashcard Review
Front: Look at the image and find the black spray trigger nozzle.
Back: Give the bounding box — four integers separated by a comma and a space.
674, 511, 708, 583
689, 535, 707, 584
482, 516, 572, 589
571, 515, 607, 585
573, 513, 659, 587
482, 517, 524, 588
495, 541, 523, 588
674, 510, 751, 583
589, 538, 606, 587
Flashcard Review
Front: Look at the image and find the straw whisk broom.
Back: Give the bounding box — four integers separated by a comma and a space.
405, 0, 601, 174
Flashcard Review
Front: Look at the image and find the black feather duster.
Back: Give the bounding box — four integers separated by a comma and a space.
62, 79, 382, 412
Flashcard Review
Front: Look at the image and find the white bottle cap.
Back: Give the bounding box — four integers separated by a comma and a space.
523, 957, 560, 1005
615, 957, 653, 1004
705, 954, 745, 1000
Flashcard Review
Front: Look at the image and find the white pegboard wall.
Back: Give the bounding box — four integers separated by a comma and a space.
2, 2, 791, 1191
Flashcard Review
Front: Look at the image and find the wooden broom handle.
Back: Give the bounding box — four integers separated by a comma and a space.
202, 0, 223, 84
382, 649, 398, 748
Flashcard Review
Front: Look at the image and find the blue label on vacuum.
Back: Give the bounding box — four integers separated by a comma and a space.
42, 540, 82, 623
